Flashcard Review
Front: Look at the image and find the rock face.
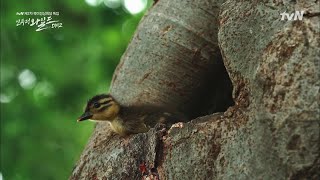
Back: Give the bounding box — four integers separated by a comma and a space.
71, 0, 319, 179
217, 1, 319, 179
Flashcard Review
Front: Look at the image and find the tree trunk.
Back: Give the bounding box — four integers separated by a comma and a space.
70, 0, 319, 179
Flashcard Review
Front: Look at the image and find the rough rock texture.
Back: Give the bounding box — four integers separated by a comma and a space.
71, 0, 319, 179
217, 1, 319, 179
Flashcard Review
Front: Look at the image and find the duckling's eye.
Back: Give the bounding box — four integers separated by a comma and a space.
93, 102, 100, 108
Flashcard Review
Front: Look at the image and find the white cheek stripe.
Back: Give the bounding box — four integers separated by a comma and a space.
99, 98, 113, 104
89, 119, 107, 122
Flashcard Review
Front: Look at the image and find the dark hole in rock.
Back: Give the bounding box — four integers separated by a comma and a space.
185, 52, 234, 119
287, 134, 301, 150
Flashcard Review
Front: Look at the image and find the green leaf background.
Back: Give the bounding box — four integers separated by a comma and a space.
1, 0, 151, 179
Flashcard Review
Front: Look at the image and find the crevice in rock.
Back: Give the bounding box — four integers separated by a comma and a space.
188, 52, 234, 119
153, 131, 166, 179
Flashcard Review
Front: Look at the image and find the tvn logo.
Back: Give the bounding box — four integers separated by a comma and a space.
280, 11, 304, 21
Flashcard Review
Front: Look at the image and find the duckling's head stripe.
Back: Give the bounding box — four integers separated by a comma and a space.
85, 94, 111, 111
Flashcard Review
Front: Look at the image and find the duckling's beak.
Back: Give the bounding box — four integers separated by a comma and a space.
77, 111, 93, 122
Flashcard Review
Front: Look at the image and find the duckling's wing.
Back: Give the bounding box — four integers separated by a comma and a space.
120, 104, 187, 128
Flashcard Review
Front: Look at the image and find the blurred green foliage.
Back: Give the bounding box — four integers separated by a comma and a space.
1, 0, 151, 179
